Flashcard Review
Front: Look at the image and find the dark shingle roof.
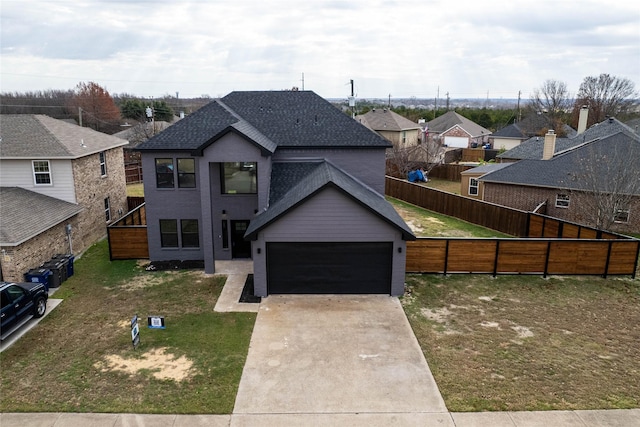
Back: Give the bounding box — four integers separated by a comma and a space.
355, 109, 420, 132
0, 187, 83, 245
245, 160, 415, 240
498, 117, 634, 161
0, 115, 127, 158
137, 91, 391, 152
482, 131, 640, 194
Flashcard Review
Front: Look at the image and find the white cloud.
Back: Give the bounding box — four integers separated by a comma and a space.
1, 0, 638, 99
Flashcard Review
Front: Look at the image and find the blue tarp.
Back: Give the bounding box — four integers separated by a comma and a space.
408, 169, 427, 183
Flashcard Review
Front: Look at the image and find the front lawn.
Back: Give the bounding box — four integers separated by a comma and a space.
402, 274, 640, 411
0, 240, 256, 414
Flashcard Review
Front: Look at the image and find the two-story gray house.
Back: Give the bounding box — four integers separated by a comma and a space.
137, 91, 415, 296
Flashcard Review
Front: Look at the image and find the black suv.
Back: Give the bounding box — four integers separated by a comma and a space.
1, 281, 48, 341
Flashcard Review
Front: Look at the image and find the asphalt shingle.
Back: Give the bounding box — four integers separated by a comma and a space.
0, 187, 84, 245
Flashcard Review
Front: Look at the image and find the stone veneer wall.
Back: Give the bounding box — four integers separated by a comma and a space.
1, 216, 81, 282
71, 147, 128, 250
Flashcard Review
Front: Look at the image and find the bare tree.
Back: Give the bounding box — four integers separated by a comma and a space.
574, 74, 638, 127
386, 139, 444, 179
530, 79, 572, 120
567, 135, 640, 231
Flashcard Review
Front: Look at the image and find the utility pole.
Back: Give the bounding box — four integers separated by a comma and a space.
517, 90, 522, 122
301, 73, 305, 91
446, 92, 450, 110
435, 86, 439, 116
388, 94, 391, 108
78, 107, 82, 127
349, 79, 356, 118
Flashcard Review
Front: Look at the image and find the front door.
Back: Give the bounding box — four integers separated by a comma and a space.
231, 220, 252, 258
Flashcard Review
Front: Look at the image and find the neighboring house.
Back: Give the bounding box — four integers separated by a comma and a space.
355, 108, 421, 147
424, 111, 491, 148
491, 112, 576, 152
460, 163, 511, 199
481, 129, 640, 234
497, 117, 636, 162
114, 120, 175, 183
0, 115, 128, 282
136, 91, 415, 296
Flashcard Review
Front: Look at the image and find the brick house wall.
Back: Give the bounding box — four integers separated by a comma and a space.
0, 216, 81, 282
484, 182, 640, 234
71, 147, 128, 251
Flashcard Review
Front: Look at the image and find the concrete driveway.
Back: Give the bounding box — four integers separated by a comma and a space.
233, 295, 447, 416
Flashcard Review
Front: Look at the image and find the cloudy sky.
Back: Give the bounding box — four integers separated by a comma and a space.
1, 0, 639, 100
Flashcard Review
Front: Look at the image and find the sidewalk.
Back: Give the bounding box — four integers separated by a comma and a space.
2, 409, 639, 426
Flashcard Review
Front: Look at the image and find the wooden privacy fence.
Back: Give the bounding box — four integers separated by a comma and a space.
406, 238, 639, 277
386, 177, 640, 277
107, 202, 148, 260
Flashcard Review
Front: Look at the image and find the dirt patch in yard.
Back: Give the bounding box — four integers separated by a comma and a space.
94, 347, 194, 381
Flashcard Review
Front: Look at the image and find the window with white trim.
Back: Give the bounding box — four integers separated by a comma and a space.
99, 151, 107, 177
32, 160, 52, 185
555, 194, 570, 208
469, 178, 479, 196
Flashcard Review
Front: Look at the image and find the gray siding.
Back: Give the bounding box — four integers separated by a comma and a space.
272, 148, 387, 194
198, 134, 271, 272
142, 151, 204, 262
252, 187, 406, 296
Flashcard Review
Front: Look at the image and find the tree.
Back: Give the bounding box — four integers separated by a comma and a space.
573, 74, 638, 128
120, 98, 174, 122
68, 82, 121, 131
529, 79, 572, 121
566, 136, 640, 232
386, 137, 444, 179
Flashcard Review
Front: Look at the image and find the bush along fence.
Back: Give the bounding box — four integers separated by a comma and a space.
386, 176, 640, 278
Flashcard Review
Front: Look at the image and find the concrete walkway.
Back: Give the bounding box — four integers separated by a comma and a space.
2, 263, 639, 426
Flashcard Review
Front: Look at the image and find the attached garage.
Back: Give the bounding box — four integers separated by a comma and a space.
266, 242, 392, 294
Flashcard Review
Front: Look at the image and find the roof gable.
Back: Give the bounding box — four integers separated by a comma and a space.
138, 91, 391, 152
245, 160, 415, 240
426, 111, 490, 137
0, 115, 127, 159
356, 109, 420, 132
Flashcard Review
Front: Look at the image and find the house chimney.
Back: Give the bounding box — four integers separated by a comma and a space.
542, 129, 556, 160
577, 105, 589, 134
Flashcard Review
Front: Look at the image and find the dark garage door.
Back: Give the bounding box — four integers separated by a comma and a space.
267, 242, 393, 294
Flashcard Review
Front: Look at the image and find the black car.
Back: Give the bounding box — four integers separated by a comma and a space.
1, 281, 48, 341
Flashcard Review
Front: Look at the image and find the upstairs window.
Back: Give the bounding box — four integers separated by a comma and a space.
177, 158, 196, 188
469, 178, 479, 196
33, 160, 52, 185
221, 162, 257, 194
155, 158, 174, 188
555, 194, 570, 208
99, 151, 107, 177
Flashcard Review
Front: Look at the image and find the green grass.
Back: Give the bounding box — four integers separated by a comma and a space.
126, 183, 144, 197
0, 240, 256, 414
402, 274, 640, 411
388, 196, 511, 238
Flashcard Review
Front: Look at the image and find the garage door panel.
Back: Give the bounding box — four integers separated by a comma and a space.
267, 242, 392, 294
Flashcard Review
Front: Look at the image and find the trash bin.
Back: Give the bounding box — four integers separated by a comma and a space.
24, 268, 53, 291
41, 260, 66, 287
52, 254, 74, 278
